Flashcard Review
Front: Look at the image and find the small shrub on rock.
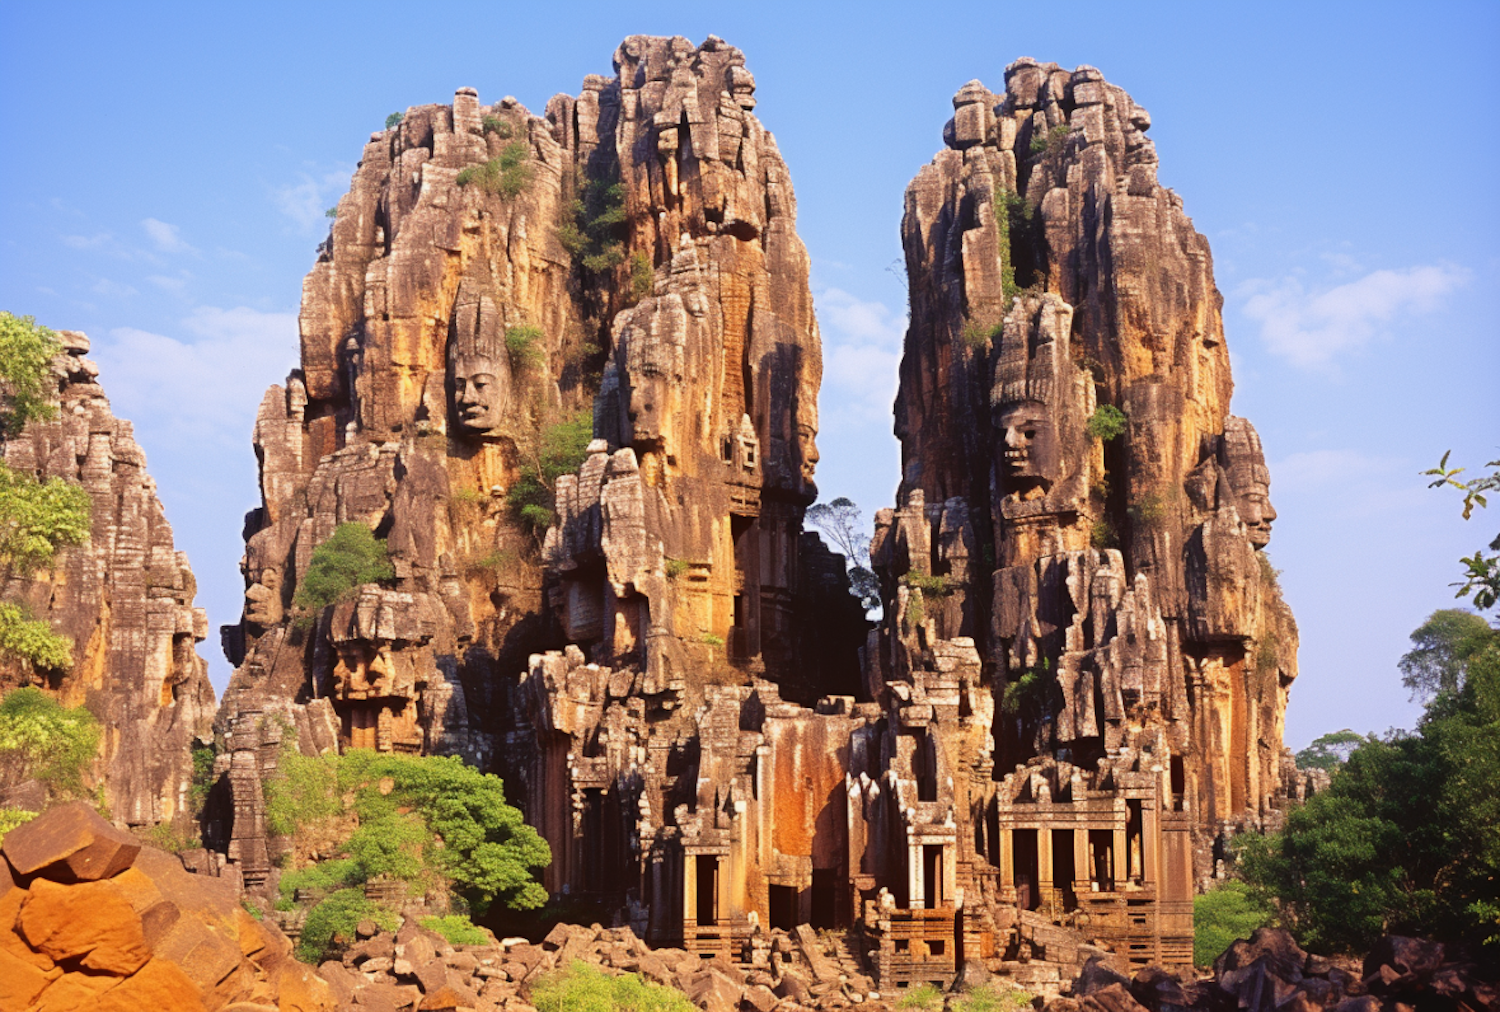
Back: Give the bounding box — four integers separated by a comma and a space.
291, 523, 395, 614
532, 961, 694, 1012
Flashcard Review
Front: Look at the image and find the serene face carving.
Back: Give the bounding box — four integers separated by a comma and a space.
626, 372, 669, 446
1237, 483, 1277, 548
797, 422, 819, 484
996, 400, 1057, 483
452, 355, 505, 435
244, 568, 283, 627
1222, 418, 1276, 548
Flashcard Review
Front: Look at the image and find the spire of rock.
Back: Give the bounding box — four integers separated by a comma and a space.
0, 329, 215, 830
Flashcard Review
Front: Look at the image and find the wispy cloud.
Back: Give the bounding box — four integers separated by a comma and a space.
61, 232, 113, 250
272, 168, 352, 232
1238, 263, 1469, 369
90, 278, 137, 298
817, 287, 905, 428
96, 307, 299, 454
141, 218, 197, 254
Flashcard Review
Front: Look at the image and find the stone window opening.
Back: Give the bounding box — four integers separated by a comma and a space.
695, 855, 719, 924
921, 844, 945, 908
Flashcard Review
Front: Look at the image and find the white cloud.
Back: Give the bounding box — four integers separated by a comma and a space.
272, 169, 352, 232
816, 287, 905, 427
96, 307, 299, 453
141, 218, 196, 254
147, 274, 190, 293
61, 232, 113, 250
1239, 263, 1469, 369
90, 278, 137, 297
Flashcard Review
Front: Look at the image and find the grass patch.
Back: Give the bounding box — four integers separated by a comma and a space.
1090, 517, 1118, 549
1029, 122, 1070, 155
481, 114, 514, 138
664, 558, 689, 580
699, 634, 725, 648
898, 984, 943, 1010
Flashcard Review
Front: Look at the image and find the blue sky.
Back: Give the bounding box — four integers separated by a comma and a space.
2, 1, 1496, 748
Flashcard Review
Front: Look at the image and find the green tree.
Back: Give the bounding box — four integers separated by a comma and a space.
806, 496, 880, 612
1193, 880, 1275, 966
1238, 620, 1500, 952
1399, 608, 1494, 701
1294, 728, 1368, 771
266, 747, 551, 962
507, 410, 592, 536
0, 686, 101, 804
0, 312, 62, 436
291, 523, 395, 614
0, 460, 91, 671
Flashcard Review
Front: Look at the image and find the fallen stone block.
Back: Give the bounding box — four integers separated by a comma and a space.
2, 801, 141, 883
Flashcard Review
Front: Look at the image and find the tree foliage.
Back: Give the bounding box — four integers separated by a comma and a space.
1399, 608, 1494, 701
806, 496, 880, 612
1294, 728, 1369, 771
456, 141, 533, 199
1238, 621, 1500, 952
0, 312, 62, 436
1193, 880, 1275, 967
1424, 452, 1500, 611
1085, 404, 1127, 442
0, 461, 92, 576
297, 887, 397, 963
507, 410, 592, 536
291, 523, 395, 614
0, 686, 100, 804
266, 746, 551, 954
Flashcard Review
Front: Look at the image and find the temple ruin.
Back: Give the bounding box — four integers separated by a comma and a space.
210, 38, 1310, 986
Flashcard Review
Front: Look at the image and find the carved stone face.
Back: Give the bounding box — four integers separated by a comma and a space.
996, 400, 1058, 484
797, 422, 819, 485
626, 372, 669, 446
244, 568, 283, 628
1237, 484, 1277, 548
1223, 418, 1276, 548
451, 355, 505, 436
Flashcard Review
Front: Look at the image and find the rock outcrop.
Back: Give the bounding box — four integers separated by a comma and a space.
209, 42, 1302, 988
0, 802, 333, 1012
0, 330, 215, 831
849, 59, 1302, 974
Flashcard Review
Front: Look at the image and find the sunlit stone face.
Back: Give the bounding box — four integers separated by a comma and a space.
1237, 483, 1277, 548
451, 355, 505, 436
797, 422, 819, 485
626, 372, 668, 445
1223, 417, 1276, 548
996, 400, 1058, 483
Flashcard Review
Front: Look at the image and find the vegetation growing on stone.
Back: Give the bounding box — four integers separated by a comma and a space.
532, 961, 695, 1012
298, 887, 398, 963
0, 461, 92, 576
508, 409, 593, 536
629, 250, 654, 300
1086, 404, 1127, 441
420, 914, 490, 946
457, 140, 533, 198
505, 324, 546, 370
265, 747, 550, 937
0, 312, 62, 436
994, 186, 1035, 311
481, 114, 514, 138
0, 686, 100, 808
384, 111, 404, 129
562, 170, 629, 274
291, 522, 395, 614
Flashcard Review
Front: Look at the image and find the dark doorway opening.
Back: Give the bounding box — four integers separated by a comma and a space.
811, 869, 838, 928
769, 884, 799, 931
695, 855, 719, 924
1013, 829, 1039, 911
1051, 829, 1077, 911
922, 845, 945, 908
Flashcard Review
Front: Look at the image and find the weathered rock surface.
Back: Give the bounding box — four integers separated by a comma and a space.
0, 802, 333, 1012
0, 329, 215, 830
849, 59, 1305, 974
1050, 929, 1497, 1012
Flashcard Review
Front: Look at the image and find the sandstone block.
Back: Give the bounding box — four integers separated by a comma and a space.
0, 943, 60, 1009
27, 969, 121, 1012
88, 956, 206, 1012
18, 876, 151, 975
2, 801, 141, 883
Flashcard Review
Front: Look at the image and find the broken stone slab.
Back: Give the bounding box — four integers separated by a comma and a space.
2, 801, 142, 883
